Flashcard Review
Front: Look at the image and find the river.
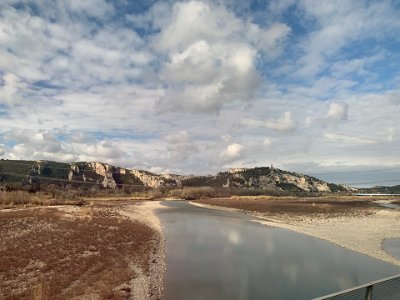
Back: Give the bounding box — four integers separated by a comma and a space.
157, 201, 400, 300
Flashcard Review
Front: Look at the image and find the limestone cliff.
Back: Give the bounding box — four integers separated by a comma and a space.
0, 159, 349, 193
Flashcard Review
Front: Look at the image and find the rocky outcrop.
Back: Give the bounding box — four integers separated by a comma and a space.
0, 159, 349, 193
88, 162, 117, 189
67, 162, 117, 189
273, 173, 330, 192
129, 170, 173, 188
220, 167, 344, 193
228, 168, 249, 174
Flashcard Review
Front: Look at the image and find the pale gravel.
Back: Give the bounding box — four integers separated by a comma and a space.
118, 201, 166, 300
190, 201, 400, 267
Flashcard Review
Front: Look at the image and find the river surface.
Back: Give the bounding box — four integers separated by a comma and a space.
383, 238, 400, 261
157, 201, 400, 300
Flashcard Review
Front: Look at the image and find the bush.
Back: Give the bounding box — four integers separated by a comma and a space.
167, 187, 217, 200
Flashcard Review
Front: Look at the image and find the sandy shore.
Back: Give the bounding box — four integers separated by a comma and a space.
191, 201, 400, 267
118, 201, 166, 300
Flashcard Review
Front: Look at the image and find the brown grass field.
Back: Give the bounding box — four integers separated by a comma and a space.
0, 202, 162, 300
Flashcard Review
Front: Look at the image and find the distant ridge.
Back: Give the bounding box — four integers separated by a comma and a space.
0, 159, 350, 193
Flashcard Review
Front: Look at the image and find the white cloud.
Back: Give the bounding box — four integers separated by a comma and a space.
0, 73, 25, 104
0, 3, 152, 95
388, 90, 400, 105
220, 143, 244, 161
263, 138, 272, 147
241, 112, 297, 132
295, 0, 400, 78
165, 131, 198, 160
247, 23, 291, 57
155, 1, 240, 53
325, 102, 348, 121
2, 128, 129, 165
323, 132, 376, 145
155, 1, 290, 113
66, 0, 114, 18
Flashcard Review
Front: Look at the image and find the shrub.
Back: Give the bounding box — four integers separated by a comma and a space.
167, 187, 217, 200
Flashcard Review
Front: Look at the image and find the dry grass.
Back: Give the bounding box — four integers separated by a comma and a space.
0, 191, 33, 205
167, 187, 216, 199
0, 205, 158, 299
0, 191, 85, 207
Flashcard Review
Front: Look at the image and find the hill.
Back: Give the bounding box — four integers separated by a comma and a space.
358, 185, 400, 194
0, 159, 349, 194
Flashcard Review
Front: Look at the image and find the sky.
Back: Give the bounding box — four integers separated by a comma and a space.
0, 0, 400, 187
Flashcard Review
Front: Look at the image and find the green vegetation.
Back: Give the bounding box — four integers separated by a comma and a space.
181, 175, 227, 187
327, 183, 349, 192
360, 185, 400, 194
238, 167, 272, 179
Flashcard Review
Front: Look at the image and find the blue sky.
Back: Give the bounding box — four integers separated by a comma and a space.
0, 0, 400, 187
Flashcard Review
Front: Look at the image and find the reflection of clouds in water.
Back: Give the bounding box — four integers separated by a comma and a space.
282, 263, 301, 284
228, 230, 242, 245
336, 274, 358, 291
265, 239, 275, 254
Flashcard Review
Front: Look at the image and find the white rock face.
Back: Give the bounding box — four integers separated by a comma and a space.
228, 168, 249, 174
224, 167, 338, 193
88, 162, 117, 189
88, 162, 110, 177
68, 170, 73, 181
129, 170, 164, 188
270, 173, 331, 192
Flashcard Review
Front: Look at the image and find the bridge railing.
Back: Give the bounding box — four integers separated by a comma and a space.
313, 274, 400, 300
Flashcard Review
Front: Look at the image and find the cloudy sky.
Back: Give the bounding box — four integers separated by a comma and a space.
1, 0, 400, 187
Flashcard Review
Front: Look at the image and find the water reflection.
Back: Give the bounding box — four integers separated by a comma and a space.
158, 201, 400, 300
383, 238, 400, 260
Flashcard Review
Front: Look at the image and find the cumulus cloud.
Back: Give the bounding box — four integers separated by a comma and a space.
4, 129, 62, 153
247, 23, 291, 57
0, 73, 25, 104
295, 0, 400, 78
165, 131, 198, 160
325, 102, 348, 121
220, 143, 245, 161
2, 128, 129, 164
155, 1, 290, 113
0, 2, 152, 94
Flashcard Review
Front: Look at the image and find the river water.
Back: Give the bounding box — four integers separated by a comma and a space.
157, 201, 400, 300
383, 238, 400, 261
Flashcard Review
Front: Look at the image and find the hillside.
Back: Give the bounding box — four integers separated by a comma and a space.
358, 185, 400, 194
0, 159, 349, 193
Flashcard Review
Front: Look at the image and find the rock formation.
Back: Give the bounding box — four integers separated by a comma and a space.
0, 159, 350, 193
